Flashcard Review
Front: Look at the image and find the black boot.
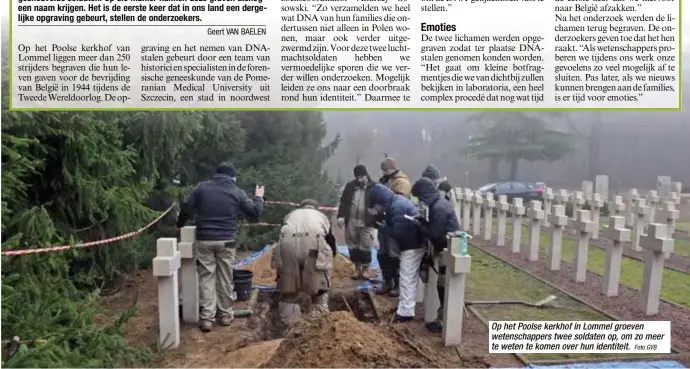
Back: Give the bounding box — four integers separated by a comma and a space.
425, 285, 445, 333
393, 314, 413, 323
376, 279, 394, 295
388, 277, 400, 297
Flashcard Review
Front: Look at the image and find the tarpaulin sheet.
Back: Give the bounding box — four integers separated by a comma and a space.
526, 360, 686, 369
237, 244, 382, 291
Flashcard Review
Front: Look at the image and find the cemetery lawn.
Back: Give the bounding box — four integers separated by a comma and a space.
504, 224, 690, 308
676, 221, 690, 233
467, 247, 647, 361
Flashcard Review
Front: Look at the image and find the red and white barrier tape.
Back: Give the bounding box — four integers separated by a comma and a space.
1, 204, 177, 256
247, 222, 281, 227
1, 199, 337, 256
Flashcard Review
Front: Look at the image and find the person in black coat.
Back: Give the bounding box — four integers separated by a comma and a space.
421, 164, 453, 202
336, 165, 378, 280
411, 177, 460, 333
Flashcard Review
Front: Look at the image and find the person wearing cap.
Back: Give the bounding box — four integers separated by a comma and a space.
336, 165, 378, 280
379, 157, 412, 198
271, 199, 338, 326
374, 156, 412, 297
176, 162, 265, 332
421, 164, 453, 202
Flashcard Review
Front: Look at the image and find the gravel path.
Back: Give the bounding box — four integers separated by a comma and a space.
472, 238, 690, 353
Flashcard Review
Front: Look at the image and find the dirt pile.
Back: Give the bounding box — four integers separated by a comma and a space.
261, 311, 435, 368
243, 247, 356, 287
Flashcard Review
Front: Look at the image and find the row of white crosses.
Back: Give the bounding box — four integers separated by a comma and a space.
151, 227, 201, 349
451, 186, 675, 316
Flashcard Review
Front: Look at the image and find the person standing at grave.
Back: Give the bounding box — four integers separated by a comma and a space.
379, 157, 412, 198
375, 157, 412, 297
410, 178, 460, 333
176, 162, 265, 332
368, 184, 425, 322
270, 199, 338, 326
421, 164, 453, 202
336, 164, 378, 280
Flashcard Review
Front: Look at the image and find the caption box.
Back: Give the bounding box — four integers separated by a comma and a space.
489, 321, 671, 354
10, 0, 682, 109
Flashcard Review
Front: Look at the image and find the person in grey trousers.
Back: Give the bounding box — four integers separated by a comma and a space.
176, 162, 264, 332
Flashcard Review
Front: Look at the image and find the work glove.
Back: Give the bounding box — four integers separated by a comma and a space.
336, 217, 345, 228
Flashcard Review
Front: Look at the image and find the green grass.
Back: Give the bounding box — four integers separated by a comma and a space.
501, 224, 690, 308
466, 247, 649, 361
676, 221, 690, 233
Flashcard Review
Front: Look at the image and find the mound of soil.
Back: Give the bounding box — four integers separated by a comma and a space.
243, 247, 357, 287
261, 311, 435, 368
221, 339, 284, 367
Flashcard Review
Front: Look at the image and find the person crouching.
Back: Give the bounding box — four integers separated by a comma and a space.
368, 184, 424, 323
410, 178, 460, 333
271, 199, 338, 326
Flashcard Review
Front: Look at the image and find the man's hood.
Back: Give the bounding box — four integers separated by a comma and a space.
421, 165, 441, 181
369, 183, 395, 206
412, 178, 440, 205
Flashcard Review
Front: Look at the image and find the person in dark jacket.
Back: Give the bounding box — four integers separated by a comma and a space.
176, 162, 264, 332
421, 164, 453, 202
411, 178, 460, 333
368, 184, 425, 323
337, 165, 378, 280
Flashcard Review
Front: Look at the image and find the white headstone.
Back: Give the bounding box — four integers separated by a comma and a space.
495, 195, 509, 247
178, 226, 199, 324
543, 187, 554, 227
483, 193, 496, 241
570, 210, 594, 283
571, 191, 585, 220
153, 238, 181, 349
639, 224, 674, 315
657, 202, 679, 257
601, 216, 631, 297
588, 193, 604, 240
556, 189, 570, 206
462, 189, 472, 232
631, 199, 649, 252
548, 205, 568, 271
625, 189, 639, 227
609, 195, 626, 218
451, 188, 462, 224
671, 181, 682, 195
510, 198, 525, 254
656, 176, 672, 200
442, 237, 471, 346
472, 191, 483, 236
582, 181, 594, 200
645, 190, 659, 228
595, 175, 609, 200
527, 201, 545, 261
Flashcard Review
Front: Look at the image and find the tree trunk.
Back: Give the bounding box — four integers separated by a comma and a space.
488, 157, 500, 182
509, 158, 519, 180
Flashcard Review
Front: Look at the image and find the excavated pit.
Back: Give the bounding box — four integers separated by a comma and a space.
246, 289, 379, 341
234, 247, 490, 368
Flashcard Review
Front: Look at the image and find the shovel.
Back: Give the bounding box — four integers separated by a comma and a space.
466, 295, 557, 308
